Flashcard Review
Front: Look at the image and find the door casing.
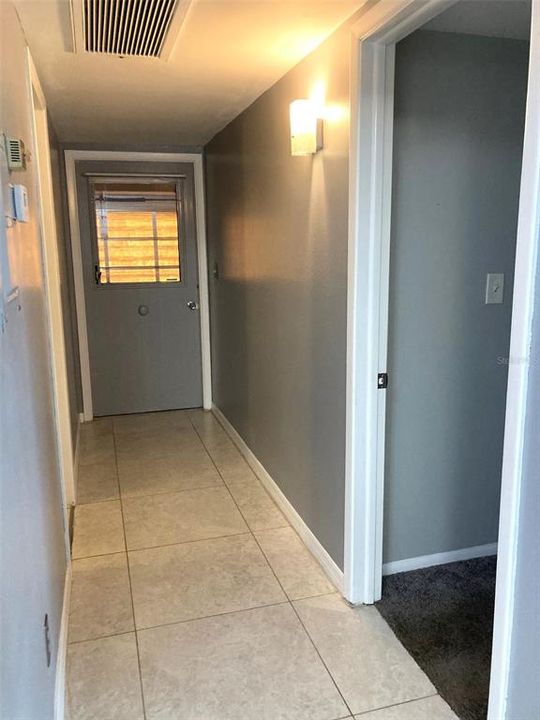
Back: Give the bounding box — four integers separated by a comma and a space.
65, 150, 212, 421
344, 3, 540, 720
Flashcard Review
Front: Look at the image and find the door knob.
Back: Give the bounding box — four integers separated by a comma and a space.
187, 300, 199, 311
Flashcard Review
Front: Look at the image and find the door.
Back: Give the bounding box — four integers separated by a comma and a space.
76, 160, 202, 416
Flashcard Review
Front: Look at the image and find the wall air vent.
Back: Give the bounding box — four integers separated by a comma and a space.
71, 0, 192, 59
5, 137, 26, 170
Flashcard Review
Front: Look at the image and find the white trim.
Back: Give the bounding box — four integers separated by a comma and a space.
72, 414, 82, 505
489, 1, 540, 716
211, 403, 344, 593
344, 0, 458, 608
54, 563, 72, 720
383, 543, 498, 576
27, 53, 76, 525
64, 150, 212, 419
192, 154, 212, 410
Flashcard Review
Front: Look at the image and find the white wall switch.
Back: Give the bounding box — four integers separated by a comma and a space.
10, 184, 29, 223
485, 273, 504, 304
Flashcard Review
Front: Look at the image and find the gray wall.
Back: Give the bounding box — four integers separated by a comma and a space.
384, 31, 528, 563
506, 279, 540, 719
50, 127, 82, 446
0, 3, 68, 718
205, 19, 351, 567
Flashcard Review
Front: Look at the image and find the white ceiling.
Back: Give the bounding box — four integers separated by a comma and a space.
15, 0, 361, 146
424, 0, 531, 41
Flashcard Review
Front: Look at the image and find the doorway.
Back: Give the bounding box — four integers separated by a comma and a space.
65, 152, 212, 419
375, 16, 530, 718
345, 1, 538, 720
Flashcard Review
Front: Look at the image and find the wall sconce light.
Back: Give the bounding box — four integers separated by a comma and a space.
290, 99, 323, 156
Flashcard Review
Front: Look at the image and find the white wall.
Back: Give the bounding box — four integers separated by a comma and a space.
0, 3, 68, 718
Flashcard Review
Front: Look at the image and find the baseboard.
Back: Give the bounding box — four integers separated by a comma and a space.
54, 563, 72, 720
382, 542, 498, 576
211, 404, 344, 594
73, 415, 82, 505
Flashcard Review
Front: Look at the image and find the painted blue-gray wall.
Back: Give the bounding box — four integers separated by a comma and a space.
0, 3, 68, 718
384, 31, 529, 563
205, 20, 351, 568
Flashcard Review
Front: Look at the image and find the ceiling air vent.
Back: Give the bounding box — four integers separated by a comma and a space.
70, 0, 192, 59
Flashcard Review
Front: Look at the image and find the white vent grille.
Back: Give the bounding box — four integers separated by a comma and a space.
5, 138, 25, 170
83, 0, 179, 57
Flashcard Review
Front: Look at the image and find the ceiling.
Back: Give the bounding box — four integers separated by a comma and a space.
15, 0, 361, 147
424, 0, 531, 40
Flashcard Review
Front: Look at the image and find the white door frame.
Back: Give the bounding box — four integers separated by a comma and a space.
27, 51, 76, 521
64, 149, 212, 420
344, 3, 540, 720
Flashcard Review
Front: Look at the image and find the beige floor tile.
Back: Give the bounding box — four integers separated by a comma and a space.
188, 408, 220, 430
67, 633, 144, 720
118, 454, 223, 498
80, 417, 113, 440
122, 486, 248, 550
354, 696, 457, 720
72, 501, 125, 559
210, 445, 247, 472
79, 434, 115, 466
69, 553, 134, 642
77, 462, 119, 504
294, 594, 434, 715
113, 410, 192, 435
129, 534, 285, 628
114, 429, 204, 463
227, 480, 288, 531
138, 604, 348, 720
219, 462, 260, 485
196, 426, 235, 452
255, 526, 335, 599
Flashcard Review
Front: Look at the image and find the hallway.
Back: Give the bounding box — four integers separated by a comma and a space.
67, 410, 455, 720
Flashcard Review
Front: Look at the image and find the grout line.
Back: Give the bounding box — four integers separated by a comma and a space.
75, 495, 121, 506
135, 600, 292, 635
285, 589, 340, 603
126, 531, 252, 555
67, 629, 136, 647
117, 481, 225, 501
119, 484, 233, 504
71, 550, 128, 563
111, 420, 148, 720
76, 479, 225, 506
352, 692, 440, 717
188, 412, 355, 718
288, 600, 355, 717
71, 531, 253, 560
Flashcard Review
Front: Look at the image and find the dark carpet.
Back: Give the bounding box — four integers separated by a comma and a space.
376, 556, 497, 720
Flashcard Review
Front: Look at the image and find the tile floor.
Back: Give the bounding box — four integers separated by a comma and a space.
67, 409, 458, 720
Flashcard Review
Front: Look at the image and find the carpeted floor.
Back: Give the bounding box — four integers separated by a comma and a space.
376, 556, 497, 720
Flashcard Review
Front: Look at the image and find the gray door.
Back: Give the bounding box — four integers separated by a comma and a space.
76, 160, 203, 416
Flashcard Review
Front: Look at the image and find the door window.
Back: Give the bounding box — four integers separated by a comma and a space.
92, 180, 182, 284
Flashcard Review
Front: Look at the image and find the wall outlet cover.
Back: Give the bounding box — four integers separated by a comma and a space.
485, 273, 504, 304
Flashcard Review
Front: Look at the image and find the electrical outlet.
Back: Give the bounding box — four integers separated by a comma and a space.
44, 614, 51, 668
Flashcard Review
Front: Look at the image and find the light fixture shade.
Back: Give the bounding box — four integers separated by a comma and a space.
290, 99, 323, 156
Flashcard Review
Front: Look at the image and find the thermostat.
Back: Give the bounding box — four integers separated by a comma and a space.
10, 184, 29, 222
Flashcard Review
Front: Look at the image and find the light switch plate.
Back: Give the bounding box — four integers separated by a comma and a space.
485, 273, 504, 304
